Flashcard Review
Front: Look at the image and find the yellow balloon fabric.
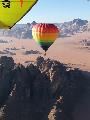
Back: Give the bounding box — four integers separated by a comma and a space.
0, 0, 38, 29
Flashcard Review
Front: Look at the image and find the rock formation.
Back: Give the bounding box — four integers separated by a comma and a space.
0, 19, 89, 38
0, 56, 15, 108
0, 56, 88, 120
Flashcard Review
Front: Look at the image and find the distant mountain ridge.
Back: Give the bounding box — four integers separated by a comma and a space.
59, 18, 88, 37
0, 19, 89, 38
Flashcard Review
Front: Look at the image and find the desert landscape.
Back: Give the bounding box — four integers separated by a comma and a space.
0, 30, 90, 71
0, 19, 90, 120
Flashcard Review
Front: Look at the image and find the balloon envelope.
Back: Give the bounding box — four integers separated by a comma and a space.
32, 23, 59, 51
0, 0, 38, 29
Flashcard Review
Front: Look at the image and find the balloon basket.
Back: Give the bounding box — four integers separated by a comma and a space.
44, 52, 46, 56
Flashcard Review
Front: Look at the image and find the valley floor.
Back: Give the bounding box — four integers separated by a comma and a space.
0, 31, 90, 71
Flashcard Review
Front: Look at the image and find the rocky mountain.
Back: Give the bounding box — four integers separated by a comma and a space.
0, 56, 89, 120
0, 19, 89, 38
0, 21, 37, 39
59, 18, 88, 37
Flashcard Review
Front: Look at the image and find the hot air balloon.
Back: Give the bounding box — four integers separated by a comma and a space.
0, 0, 38, 29
32, 23, 59, 55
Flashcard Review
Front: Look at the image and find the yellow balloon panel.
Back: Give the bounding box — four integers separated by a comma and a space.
0, 0, 38, 29
32, 32, 58, 42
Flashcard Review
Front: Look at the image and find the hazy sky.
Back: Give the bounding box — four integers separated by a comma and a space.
18, 0, 90, 24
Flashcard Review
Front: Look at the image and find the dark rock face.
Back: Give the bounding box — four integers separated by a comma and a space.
0, 56, 14, 70
0, 56, 15, 108
0, 56, 88, 120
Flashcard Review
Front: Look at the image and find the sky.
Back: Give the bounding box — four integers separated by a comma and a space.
18, 0, 90, 24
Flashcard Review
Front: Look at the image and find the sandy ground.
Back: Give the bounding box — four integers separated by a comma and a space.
0, 31, 90, 71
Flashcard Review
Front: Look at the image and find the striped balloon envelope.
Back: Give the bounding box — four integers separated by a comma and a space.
0, 0, 38, 29
32, 23, 59, 54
